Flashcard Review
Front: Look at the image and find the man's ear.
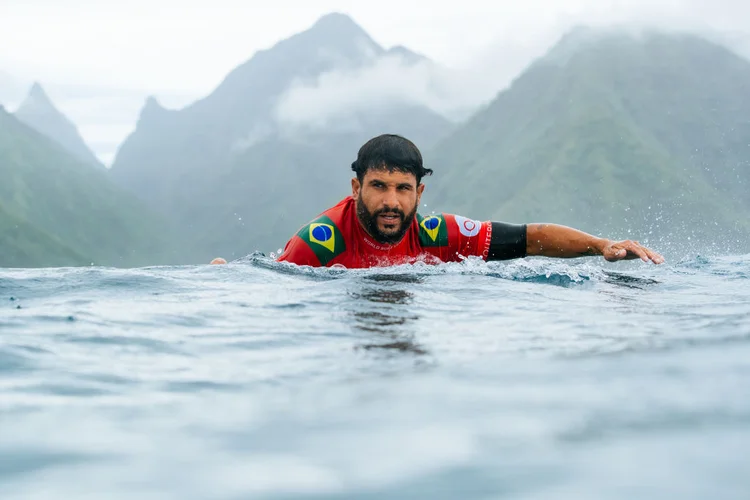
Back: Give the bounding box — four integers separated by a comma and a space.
351, 177, 361, 198
417, 182, 425, 203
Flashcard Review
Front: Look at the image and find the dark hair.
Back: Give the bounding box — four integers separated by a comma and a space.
351, 134, 433, 184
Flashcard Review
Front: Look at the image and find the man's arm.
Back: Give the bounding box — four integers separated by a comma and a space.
526, 223, 664, 264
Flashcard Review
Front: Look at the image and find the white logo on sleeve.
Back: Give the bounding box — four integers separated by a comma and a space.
454, 216, 481, 237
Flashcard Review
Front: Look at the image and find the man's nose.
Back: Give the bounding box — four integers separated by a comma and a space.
382, 188, 400, 208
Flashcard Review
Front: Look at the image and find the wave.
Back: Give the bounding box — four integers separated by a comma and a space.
2, 253, 747, 303
236, 252, 668, 289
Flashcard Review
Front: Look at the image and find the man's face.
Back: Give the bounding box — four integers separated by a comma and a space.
352, 168, 425, 244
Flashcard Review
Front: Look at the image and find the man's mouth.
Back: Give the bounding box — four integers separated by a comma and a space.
378, 213, 402, 225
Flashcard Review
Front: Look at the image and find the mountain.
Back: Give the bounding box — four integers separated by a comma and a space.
0, 106, 183, 268
109, 12, 455, 261
14, 82, 103, 168
0, 201, 89, 268
424, 28, 750, 255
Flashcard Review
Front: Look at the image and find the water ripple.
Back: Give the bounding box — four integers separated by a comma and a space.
0, 253, 748, 499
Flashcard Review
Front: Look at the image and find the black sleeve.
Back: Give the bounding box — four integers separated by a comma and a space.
487, 222, 527, 261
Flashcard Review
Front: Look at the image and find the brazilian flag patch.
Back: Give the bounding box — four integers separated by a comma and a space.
297, 215, 346, 265
417, 214, 448, 247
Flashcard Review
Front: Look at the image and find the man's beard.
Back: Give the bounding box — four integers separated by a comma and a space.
356, 194, 417, 245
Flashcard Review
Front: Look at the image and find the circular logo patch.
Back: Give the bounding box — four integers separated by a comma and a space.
454, 215, 481, 237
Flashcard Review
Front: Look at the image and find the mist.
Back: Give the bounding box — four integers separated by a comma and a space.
273, 48, 540, 128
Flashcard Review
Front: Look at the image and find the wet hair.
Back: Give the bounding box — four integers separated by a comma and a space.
351, 134, 433, 185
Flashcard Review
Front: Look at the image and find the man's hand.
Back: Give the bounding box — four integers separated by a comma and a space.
526, 224, 665, 264
601, 240, 664, 264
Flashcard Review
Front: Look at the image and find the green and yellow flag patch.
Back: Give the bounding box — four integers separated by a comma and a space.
297, 215, 346, 265
417, 214, 448, 247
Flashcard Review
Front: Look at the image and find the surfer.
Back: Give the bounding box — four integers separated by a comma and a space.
211, 134, 664, 268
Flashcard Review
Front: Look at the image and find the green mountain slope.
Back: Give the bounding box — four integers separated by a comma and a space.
0, 202, 88, 268
425, 29, 750, 254
0, 106, 182, 267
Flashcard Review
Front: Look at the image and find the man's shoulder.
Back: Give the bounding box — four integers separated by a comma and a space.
415, 211, 488, 246
292, 197, 352, 265
415, 212, 449, 247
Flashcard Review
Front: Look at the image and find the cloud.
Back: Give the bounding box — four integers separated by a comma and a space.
272, 51, 523, 129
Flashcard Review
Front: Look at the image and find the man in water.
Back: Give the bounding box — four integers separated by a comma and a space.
211, 134, 664, 268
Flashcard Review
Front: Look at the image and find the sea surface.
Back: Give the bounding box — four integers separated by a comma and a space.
1, 253, 749, 499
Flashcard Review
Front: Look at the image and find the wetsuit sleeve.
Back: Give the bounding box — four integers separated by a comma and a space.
442, 214, 494, 260
276, 235, 322, 267
487, 222, 527, 261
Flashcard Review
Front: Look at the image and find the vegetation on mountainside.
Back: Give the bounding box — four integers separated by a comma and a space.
0, 202, 88, 268
0, 108, 182, 267
424, 30, 750, 253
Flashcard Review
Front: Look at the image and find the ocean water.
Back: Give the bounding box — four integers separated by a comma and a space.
1, 253, 749, 499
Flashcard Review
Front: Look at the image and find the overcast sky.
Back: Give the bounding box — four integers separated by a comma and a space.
2, 0, 749, 165
3, 0, 749, 93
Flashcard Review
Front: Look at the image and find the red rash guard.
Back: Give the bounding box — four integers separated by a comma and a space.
276, 196, 493, 268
